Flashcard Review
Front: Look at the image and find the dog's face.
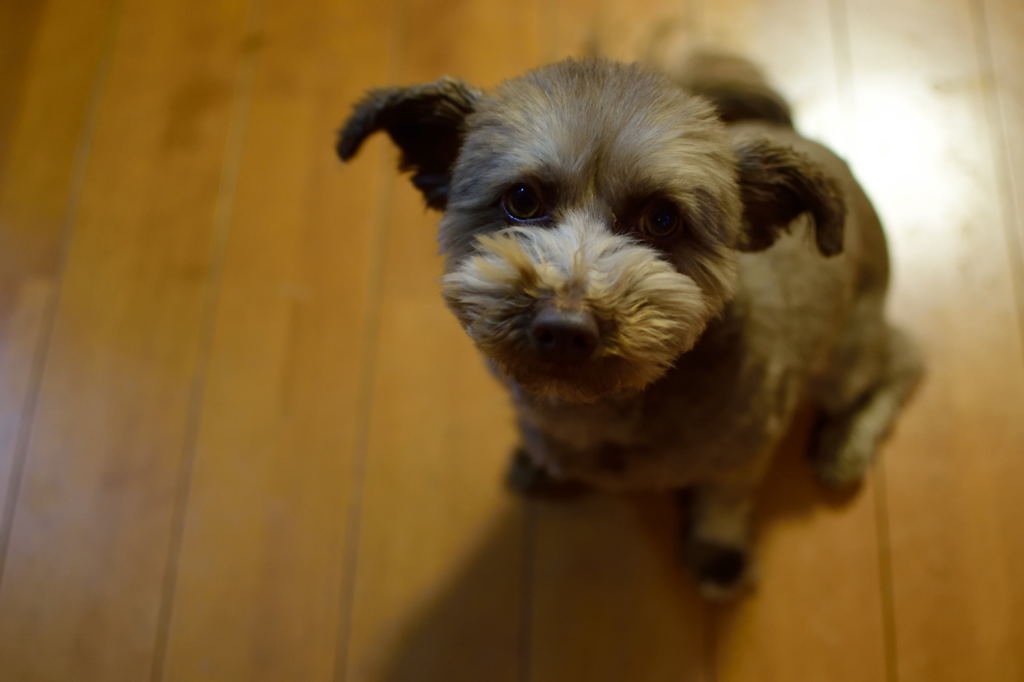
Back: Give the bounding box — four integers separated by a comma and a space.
339, 60, 844, 402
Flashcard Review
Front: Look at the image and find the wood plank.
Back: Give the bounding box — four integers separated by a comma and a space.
694, 3, 890, 681
0, 0, 119, 562
529, 494, 710, 682
341, 0, 543, 680
545, 0, 704, 65
842, 0, 1024, 679
696, 0, 846, 149
549, 0, 844, 144
155, 0, 398, 679
982, 8, 1024, 675
0, 0, 256, 679
0, 0, 46, 175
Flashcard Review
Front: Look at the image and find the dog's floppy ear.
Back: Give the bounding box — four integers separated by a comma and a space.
732, 134, 846, 256
337, 77, 480, 210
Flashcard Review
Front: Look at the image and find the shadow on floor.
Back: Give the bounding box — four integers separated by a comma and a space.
373, 408, 861, 681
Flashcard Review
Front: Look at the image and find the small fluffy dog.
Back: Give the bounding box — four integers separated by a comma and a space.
339, 53, 922, 597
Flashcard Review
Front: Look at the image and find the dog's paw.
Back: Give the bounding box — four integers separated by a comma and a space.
505, 448, 587, 499
688, 539, 756, 600
812, 415, 875, 489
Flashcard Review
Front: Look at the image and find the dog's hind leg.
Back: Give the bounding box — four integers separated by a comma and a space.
813, 304, 924, 488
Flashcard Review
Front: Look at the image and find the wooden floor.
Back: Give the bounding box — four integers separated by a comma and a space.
1, 0, 1022, 680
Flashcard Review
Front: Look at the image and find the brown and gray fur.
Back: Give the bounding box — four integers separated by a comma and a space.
338, 53, 923, 598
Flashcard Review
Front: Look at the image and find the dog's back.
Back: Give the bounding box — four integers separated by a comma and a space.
669, 50, 794, 128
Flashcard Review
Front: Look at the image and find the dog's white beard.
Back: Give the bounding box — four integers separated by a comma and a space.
441, 215, 710, 401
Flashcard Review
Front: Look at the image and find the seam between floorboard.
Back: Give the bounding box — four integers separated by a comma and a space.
330, 0, 406, 677
872, 465, 901, 682
0, 0, 124, 590
517, 503, 538, 682
970, 0, 1024, 363
147, 0, 267, 677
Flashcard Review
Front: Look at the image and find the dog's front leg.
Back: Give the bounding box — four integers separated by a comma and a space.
686, 478, 759, 599
504, 446, 587, 499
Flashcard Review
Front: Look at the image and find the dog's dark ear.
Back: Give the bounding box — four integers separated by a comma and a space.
337, 77, 480, 210
732, 135, 846, 256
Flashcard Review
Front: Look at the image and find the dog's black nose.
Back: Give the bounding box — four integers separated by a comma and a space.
529, 306, 599, 360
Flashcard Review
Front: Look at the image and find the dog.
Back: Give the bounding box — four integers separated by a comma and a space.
337, 52, 923, 598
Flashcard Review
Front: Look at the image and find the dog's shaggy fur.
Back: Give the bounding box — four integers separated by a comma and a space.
339, 53, 922, 597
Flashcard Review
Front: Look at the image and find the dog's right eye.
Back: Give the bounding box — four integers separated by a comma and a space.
502, 183, 546, 222
638, 198, 682, 240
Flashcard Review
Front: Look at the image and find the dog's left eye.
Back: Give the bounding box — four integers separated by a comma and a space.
502, 183, 546, 222
639, 199, 682, 240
